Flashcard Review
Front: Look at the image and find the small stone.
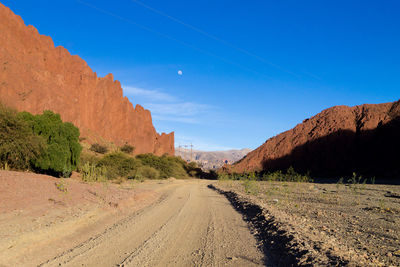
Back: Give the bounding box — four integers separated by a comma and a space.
393, 250, 400, 257
387, 252, 393, 257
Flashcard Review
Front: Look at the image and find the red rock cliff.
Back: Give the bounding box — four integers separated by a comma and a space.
230, 100, 400, 178
0, 3, 174, 155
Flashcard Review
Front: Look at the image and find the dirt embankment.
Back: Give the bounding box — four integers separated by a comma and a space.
213, 180, 400, 266
0, 170, 160, 266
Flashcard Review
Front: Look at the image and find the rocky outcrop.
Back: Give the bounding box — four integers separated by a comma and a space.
230, 100, 400, 178
0, 3, 174, 155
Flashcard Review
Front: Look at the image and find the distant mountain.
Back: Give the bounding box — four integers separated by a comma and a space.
176, 148, 251, 170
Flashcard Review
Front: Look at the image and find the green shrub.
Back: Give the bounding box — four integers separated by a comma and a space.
79, 151, 101, 168
243, 179, 259, 195
218, 173, 230, 180
80, 162, 107, 182
1, 162, 10, 171
186, 161, 202, 177
80, 152, 192, 181
120, 144, 135, 154
347, 172, 367, 193
98, 152, 142, 179
136, 154, 188, 179
259, 167, 312, 182
220, 166, 313, 182
135, 165, 160, 180
0, 105, 45, 170
187, 161, 198, 169
89, 143, 108, 154
19, 110, 82, 177
263, 170, 284, 181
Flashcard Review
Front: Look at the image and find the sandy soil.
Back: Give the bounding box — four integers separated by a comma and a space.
214, 180, 400, 266
0, 171, 264, 266
0, 170, 160, 266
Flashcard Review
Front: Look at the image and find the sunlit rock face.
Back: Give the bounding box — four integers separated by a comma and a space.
230, 100, 400, 178
0, 3, 174, 155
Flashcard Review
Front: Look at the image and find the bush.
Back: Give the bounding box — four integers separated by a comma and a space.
0, 104, 45, 170
219, 166, 313, 183
97, 152, 142, 179
136, 154, 188, 179
80, 162, 107, 182
187, 161, 198, 169
78, 151, 196, 181
120, 144, 135, 154
135, 166, 160, 180
186, 161, 202, 177
261, 167, 312, 182
89, 143, 108, 154
79, 151, 101, 168
19, 110, 82, 177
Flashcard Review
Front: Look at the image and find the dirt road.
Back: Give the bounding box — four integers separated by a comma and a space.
39, 180, 264, 266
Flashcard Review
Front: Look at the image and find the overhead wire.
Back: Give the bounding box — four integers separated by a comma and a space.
129, 0, 301, 78
76, 0, 273, 79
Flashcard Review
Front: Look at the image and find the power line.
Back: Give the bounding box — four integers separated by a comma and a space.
190, 143, 193, 162
75, 0, 272, 79
129, 0, 301, 78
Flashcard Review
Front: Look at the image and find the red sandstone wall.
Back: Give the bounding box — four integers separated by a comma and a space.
0, 3, 174, 155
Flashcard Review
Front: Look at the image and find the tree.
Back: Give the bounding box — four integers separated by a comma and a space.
19, 110, 82, 177
0, 104, 45, 170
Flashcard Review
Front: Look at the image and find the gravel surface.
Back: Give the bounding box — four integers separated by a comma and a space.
214, 180, 400, 266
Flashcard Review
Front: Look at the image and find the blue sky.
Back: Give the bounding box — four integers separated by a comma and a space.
3, 0, 399, 150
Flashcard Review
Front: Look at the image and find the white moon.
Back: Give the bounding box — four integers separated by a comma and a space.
177, 70, 183, 75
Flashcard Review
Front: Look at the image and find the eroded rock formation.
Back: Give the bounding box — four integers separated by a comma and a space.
0, 3, 174, 155
230, 100, 400, 178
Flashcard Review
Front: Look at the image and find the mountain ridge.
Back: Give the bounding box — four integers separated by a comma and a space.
228, 100, 400, 177
176, 148, 251, 170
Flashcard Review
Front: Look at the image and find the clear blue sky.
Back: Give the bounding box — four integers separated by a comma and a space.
3, 0, 399, 150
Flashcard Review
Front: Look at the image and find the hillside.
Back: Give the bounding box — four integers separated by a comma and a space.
176, 148, 251, 170
229, 100, 400, 178
0, 3, 173, 155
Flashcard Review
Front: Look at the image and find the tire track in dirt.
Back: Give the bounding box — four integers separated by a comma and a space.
119, 188, 194, 266
39, 180, 265, 266
39, 186, 178, 266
